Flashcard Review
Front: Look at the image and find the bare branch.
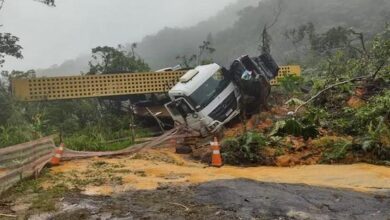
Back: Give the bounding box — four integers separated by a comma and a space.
349, 29, 367, 54
293, 61, 386, 114
258, 0, 283, 54
293, 76, 369, 114
34, 0, 55, 7
168, 202, 190, 211
0, 0, 4, 12
267, 0, 283, 30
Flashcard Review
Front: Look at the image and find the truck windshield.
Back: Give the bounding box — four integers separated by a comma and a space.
189, 69, 230, 110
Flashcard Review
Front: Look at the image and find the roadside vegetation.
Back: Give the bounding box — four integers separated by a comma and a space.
0, 46, 152, 150
0, 0, 388, 165
222, 25, 389, 166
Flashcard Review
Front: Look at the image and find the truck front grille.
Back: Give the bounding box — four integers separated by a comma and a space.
208, 92, 237, 122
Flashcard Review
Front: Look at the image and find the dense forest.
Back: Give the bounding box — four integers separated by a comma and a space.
136, 0, 390, 69
36, 0, 390, 75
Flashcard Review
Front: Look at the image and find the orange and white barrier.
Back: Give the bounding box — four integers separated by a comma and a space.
50, 143, 64, 166
210, 137, 223, 167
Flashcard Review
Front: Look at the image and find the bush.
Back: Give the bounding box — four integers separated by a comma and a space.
0, 125, 35, 148
269, 118, 319, 140
279, 74, 304, 95
63, 126, 151, 151
221, 132, 267, 165
322, 140, 352, 163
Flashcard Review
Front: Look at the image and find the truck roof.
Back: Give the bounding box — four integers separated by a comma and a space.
168, 63, 220, 97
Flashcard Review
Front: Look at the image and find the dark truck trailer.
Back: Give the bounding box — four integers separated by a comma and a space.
229, 53, 279, 114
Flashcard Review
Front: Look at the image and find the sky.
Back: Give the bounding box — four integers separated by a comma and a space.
0, 0, 237, 71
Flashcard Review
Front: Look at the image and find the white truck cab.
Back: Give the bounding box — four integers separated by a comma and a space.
165, 63, 241, 135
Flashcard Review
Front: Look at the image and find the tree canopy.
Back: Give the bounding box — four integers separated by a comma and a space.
88, 45, 150, 74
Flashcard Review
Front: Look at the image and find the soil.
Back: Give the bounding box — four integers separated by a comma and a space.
216, 103, 386, 166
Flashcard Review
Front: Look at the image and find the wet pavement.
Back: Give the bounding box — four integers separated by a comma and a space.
27, 179, 390, 220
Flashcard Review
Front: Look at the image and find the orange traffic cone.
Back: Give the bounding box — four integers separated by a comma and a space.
50, 144, 64, 166
58, 143, 64, 154
210, 137, 223, 167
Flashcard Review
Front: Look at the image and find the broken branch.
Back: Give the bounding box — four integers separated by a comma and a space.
294, 76, 368, 114
168, 202, 190, 211
0, 213, 17, 218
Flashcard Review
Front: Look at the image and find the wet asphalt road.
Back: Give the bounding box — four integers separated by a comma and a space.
29, 179, 390, 220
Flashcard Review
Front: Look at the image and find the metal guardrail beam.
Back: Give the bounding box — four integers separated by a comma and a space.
11, 71, 186, 101
0, 136, 56, 195
11, 66, 301, 102
270, 65, 301, 85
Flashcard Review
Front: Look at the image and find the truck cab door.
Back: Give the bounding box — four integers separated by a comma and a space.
165, 97, 203, 132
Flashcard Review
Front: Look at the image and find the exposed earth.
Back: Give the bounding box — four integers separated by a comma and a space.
0, 147, 389, 220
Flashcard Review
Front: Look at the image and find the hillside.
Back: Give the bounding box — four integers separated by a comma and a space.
137, 0, 390, 69
36, 0, 390, 75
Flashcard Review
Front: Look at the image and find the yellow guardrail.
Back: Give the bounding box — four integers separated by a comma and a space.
270, 65, 301, 86
11, 66, 301, 101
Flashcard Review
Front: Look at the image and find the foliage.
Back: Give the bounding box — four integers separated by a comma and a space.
322, 140, 352, 163
269, 118, 319, 140
64, 133, 133, 152
357, 117, 390, 160
0, 0, 54, 67
278, 74, 304, 95
355, 91, 390, 130
221, 132, 267, 165
175, 54, 197, 68
0, 33, 23, 67
0, 68, 150, 150
310, 136, 353, 162
301, 26, 389, 138
89, 45, 150, 75
176, 37, 216, 68
0, 125, 35, 148
130, 0, 390, 70
198, 39, 216, 65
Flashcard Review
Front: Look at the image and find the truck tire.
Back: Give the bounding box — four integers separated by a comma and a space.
175, 146, 193, 154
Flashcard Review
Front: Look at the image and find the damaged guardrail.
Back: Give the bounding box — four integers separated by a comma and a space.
0, 126, 199, 195
0, 136, 56, 194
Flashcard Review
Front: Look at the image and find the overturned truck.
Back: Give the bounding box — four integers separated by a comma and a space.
165, 54, 279, 136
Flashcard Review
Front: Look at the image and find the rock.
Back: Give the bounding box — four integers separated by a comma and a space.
175, 146, 192, 154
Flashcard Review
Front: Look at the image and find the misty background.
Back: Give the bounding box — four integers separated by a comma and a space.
1, 0, 389, 76
0, 0, 240, 72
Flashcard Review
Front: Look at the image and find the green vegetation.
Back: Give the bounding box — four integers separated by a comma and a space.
222, 25, 389, 165
8, 169, 69, 212
221, 132, 267, 165
0, 46, 152, 150
0, 0, 388, 165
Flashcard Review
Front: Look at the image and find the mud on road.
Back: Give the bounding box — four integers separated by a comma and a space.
27, 179, 390, 220
1, 147, 389, 220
